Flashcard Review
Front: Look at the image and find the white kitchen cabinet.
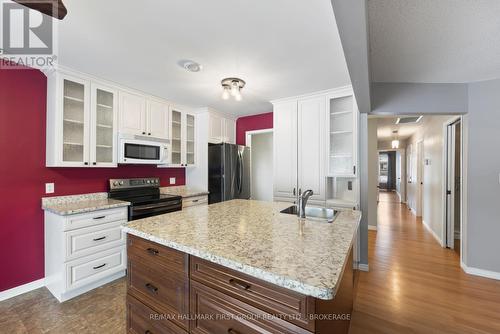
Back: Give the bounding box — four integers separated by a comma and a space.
118, 91, 146, 136
169, 107, 196, 167
297, 96, 326, 201
44, 207, 127, 302
46, 71, 118, 167
273, 101, 298, 200
207, 111, 236, 144
118, 92, 169, 140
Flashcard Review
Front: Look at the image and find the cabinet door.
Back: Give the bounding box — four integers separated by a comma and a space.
185, 113, 196, 166
90, 83, 117, 167
119, 92, 146, 135
273, 101, 298, 199
170, 109, 183, 166
147, 99, 169, 139
298, 96, 326, 201
224, 118, 236, 144
60, 75, 90, 166
208, 113, 223, 143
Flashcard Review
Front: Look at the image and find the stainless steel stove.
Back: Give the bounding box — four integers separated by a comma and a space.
108, 177, 182, 221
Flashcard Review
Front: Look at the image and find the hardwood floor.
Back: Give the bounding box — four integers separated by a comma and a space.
2, 192, 500, 333
350, 192, 500, 333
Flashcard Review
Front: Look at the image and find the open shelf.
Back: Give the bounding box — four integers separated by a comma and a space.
63, 142, 84, 146
97, 103, 113, 109
64, 95, 84, 103
64, 118, 83, 125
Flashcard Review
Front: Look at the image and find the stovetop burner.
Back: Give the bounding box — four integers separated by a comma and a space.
108, 177, 182, 221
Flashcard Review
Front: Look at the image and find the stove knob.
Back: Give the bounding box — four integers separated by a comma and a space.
146, 180, 151, 184
119, 181, 124, 185
155, 180, 159, 184
113, 181, 118, 186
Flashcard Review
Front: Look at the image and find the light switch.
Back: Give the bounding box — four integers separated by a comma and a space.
169, 177, 176, 185
45, 183, 55, 194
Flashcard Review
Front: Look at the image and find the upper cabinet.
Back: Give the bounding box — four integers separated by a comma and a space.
118, 92, 169, 140
46, 71, 118, 167
169, 107, 196, 167
272, 96, 326, 202
207, 111, 236, 144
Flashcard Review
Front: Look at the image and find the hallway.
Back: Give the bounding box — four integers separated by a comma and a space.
350, 192, 500, 333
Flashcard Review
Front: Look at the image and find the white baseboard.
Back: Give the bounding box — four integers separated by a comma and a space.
422, 220, 443, 246
0, 278, 45, 302
461, 262, 500, 281
368, 225, 377, 231
357, 263, 369, 272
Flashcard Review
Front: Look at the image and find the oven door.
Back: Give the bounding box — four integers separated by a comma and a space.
119, 138, 169, 164
129, 199, 182, 220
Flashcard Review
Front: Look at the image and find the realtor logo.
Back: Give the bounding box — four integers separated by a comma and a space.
2, 2, 53, 55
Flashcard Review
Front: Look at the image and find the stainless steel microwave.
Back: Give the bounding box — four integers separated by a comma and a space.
118, 133, 170, 165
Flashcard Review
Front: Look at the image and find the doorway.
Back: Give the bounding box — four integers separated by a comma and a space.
246, 130, 273, 201
444, 119, 462, 252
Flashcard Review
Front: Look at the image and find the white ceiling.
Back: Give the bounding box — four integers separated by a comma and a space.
56, 0, 350, 116
368, 0, 500, 83
375, 116, 424, 140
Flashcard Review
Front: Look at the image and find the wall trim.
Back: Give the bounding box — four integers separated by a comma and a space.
422, 220, 443, 246
461, 262, 500, 281
0, 278, 45, 302
368, 225, 377, 231
357, 263, 369, 272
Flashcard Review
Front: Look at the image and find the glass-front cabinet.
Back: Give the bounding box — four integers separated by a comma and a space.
46, 72, 117, 167
168, 108, 196, 167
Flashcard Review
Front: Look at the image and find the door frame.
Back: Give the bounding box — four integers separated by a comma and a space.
416, 140, 424, 217
246, 129, 274, 200
441, 116, 466, 263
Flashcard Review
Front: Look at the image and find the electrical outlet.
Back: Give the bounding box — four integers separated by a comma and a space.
45, 183, 55, 194
169, 177, 176, 185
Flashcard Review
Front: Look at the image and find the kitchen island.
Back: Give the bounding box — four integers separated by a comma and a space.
123, 199, 361, 334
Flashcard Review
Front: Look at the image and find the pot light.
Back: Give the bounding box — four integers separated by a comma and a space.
179, 60, 202, 72
221, 78, 245, 101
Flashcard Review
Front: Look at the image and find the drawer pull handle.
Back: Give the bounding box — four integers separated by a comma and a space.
192, 199, 199, 203
93, 263, 106, 270
145, 283, 158, 293
147, 247, 159, 255
229, 278, 251, 290
228, 329, 241, 334
93, 236, 106, 241
93, 216, 106, 220
145, 331, 152, 334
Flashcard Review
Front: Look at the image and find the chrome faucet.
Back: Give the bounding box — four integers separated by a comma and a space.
297, 189, 314, 219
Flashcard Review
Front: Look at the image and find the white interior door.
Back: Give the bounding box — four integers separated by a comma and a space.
446, 124, 456, 248
416, 141, 423, 217
297, 96, 326, 201
273, 101, 297, 199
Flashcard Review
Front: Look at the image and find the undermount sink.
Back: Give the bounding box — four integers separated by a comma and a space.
280, 205, 339, 223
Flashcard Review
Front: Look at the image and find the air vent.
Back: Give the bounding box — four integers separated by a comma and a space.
396, 116, 423, 124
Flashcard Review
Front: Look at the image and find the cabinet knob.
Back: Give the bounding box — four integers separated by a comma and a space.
92, 162, 96, 165
142, 132, 146, 135
84, 162, 88, 165
148, 133, 151, 136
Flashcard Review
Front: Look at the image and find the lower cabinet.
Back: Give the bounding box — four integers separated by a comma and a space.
182, 195, 208, 209
126, 235, 353, 334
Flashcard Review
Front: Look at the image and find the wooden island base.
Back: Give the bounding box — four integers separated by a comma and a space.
126, 234, 354, 334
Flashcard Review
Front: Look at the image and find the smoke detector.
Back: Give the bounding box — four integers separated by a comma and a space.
179, 60, 202, 72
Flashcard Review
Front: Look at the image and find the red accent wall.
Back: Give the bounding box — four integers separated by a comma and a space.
235, 112, 273, 145
0, 65, 185, 292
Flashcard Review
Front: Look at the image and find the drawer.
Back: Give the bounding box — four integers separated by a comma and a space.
190, 281, 310, 334
190, 257, 314, 331
182, 195, 208, 208
64, 207, 127, 231
127, 294, 187, 334
66, 245, 126, 290
65, 220, 125, 260
128, 258, 189, 330
128, 234, 187, 275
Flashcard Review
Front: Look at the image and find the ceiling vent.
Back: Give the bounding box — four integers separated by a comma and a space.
396, 116, 423, 124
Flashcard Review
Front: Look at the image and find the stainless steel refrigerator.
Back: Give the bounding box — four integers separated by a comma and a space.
208, 143, 251, 204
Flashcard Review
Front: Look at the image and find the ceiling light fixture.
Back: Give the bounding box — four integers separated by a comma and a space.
221, 78, 245, 101
391, 130, 400, 149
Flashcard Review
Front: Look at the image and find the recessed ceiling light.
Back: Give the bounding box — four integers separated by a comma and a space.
178, 60, 202, 72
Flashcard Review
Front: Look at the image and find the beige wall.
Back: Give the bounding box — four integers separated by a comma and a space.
407, 115, 453, 243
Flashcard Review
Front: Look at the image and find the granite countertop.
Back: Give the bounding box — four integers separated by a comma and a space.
122, 199, 361, 300
42, 193, 130, 216
160, 186, 209, 198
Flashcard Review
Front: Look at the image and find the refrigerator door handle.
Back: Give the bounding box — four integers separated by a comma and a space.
238, 152, 243, 194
